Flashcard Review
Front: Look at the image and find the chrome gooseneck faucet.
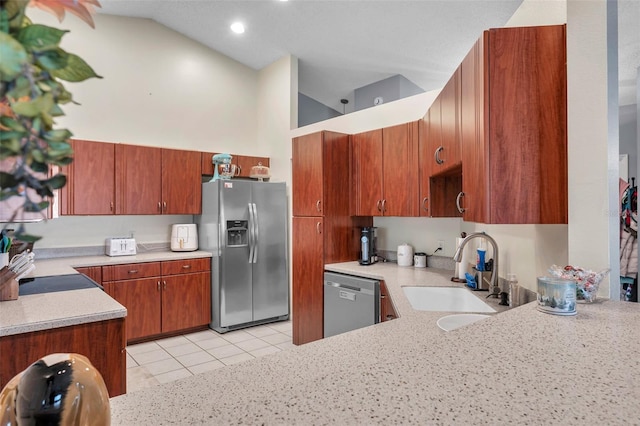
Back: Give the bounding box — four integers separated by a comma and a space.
453, 232, 499, 294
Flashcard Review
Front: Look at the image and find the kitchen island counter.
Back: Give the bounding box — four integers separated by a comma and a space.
0, 250, 212, 336
110, 261, 640, 425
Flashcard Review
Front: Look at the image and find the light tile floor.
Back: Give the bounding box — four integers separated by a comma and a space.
126, 320, 293, 393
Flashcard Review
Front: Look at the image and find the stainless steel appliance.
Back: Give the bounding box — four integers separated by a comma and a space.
359, 226, 377, 265
323, 272, 380, 338
196, 180, 289, 333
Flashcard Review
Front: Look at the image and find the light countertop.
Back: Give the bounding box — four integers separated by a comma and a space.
0, 250, 212, 337
109, 261, 640, 425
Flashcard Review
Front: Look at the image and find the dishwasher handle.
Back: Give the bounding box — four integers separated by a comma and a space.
324, 280, 376, 296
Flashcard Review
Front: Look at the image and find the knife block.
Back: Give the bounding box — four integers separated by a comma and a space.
0, 267, 19, 301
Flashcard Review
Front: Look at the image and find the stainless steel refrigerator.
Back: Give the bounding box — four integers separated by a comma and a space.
196, 180, 289, 333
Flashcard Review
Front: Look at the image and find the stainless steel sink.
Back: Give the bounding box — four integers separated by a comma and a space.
402, 287, 496, 313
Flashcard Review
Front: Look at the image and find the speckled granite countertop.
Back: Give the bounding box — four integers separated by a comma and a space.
0, 251, 212, 337
109, 261, 640, 425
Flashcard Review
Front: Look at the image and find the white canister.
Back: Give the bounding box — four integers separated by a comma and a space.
397, 243, 414, 267
414, 252, 427, 268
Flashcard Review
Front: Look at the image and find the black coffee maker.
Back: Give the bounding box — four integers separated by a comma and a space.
359, 227, 378, 265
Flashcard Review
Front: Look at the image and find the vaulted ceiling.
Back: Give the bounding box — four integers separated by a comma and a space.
98, 0, 638, 112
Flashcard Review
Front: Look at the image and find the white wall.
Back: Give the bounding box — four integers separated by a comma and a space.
23, 11, 293, 248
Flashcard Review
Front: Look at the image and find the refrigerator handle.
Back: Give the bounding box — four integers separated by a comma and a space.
252, 202, 259, 264
248, 203, 255, 263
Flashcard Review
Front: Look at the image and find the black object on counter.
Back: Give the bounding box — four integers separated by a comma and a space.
19, 274, 103, 295
499, 292, 509, 306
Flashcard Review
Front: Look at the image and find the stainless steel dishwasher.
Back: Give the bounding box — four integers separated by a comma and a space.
323, 272, 380, 338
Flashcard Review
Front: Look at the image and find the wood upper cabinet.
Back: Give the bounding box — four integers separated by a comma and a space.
292, 216, 324, 345
161, 148, 202, 214
439, 69, 462, 171
201, 152, 270, 178
60, 139, 116, 215
292, 131, 350, 217
352, 122, 419, 216
350, 129, 383, 216
418, 116, 431, 217
116, 145, 201, 215
460, 25, 567, 224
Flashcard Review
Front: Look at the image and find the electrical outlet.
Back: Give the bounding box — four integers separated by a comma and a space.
437, 240, 444, 250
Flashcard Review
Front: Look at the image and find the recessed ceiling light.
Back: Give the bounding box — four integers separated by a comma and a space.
230, 22, 245, 34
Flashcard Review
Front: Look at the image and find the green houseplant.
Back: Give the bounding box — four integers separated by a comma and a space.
0, 0, 101, 242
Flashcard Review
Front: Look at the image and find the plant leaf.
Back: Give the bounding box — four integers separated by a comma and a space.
0, 31, 28, 82
0, 117, 26, 132
0, 172, 19, 188
36, 47, 69, 71
42, 174, 67, 190
51, 53, 102, 82
44, 129, 72, 142
11, 93, 55, 118
17, 24, 68, 50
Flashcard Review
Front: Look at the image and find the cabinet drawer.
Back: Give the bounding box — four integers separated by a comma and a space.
161, 258, 210, 276
103, 262, 161, 281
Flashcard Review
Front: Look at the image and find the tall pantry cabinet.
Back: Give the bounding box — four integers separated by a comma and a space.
292, 131, 371, 345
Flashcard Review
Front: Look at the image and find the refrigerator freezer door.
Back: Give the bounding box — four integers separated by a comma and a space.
219, 180, 253, 327
251, 182, 289, 322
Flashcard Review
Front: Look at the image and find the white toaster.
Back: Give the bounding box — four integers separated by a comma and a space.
105, 237, 137, 256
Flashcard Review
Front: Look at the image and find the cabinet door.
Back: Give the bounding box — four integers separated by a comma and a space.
418, 116, 431, 217
438, 69, 462, 171
351, 129, 383, 216
292, 216, 324, 345
427, 96, 443, 174
60, 139, 115, 215
381, 122, 419, 216
200, 151, 219, 176
74, 266, 102, 284
292, 132, 324, 216
162, 149, 202, 214
460, 35, 488, 223
379, 281, 397, 322
116, 144, 162, 215
161, 271, 211, 333
234, 155, 270, 178
113, 277, 161, 341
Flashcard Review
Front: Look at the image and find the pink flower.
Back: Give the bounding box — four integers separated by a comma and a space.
29, 0, 102, 28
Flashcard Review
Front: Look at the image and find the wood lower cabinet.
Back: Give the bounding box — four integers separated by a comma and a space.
161, 259, 211, 334
292, 217, 324, 345
379, 281, 398, 322
103, 258, 211, 343
351, 122, 419, 216
74, 266, 103, 284
0, 318, 126, 397
460, 25, 567, 224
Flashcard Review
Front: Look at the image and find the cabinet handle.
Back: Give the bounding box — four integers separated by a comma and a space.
422, 197, 429, 212
158, 202, 162, 211
110, 202, 114, 212
163, 201, 167, 211
163, 280, 167, 290
235, 165, 242, 176
456, 191, 466, 213
316, 222, 322, 234
316, 200, 321, 213
157, 281, 161, 291
128, 269, 138, 274
434, 146, 444, 165
376, 200, 382, 212
381, 199, 387, 213
182, 264, 191, 269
